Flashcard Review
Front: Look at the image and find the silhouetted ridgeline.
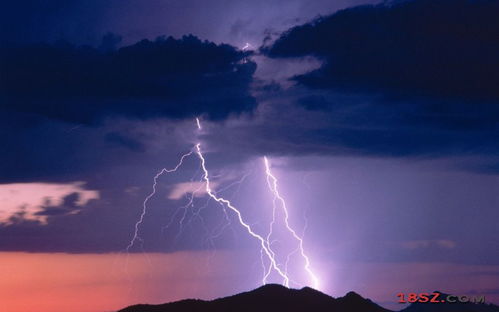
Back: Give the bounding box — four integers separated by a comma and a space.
118, 284, 499, 312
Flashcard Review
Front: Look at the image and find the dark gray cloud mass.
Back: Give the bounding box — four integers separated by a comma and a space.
1, 35, 256, 124
266, 0, 499, 100
248, 0, 499, 161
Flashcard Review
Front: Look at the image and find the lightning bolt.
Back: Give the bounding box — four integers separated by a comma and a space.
194, 143, 291, 286
242, 42, 252, 51
126, 117, 319, 290
263, 156, 319, 289
126, 151, 193, 252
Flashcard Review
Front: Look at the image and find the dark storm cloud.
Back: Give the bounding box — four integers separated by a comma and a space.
203, 88, 499, 163
0, 0, 378, 47
265, 0, 499, 100
0, 0, 85, 44
232, 0, 499, 165
0, 35, 256, 124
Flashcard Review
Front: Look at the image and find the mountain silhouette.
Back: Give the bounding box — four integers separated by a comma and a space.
118, 284, 386, 312
117, 284, 499, 312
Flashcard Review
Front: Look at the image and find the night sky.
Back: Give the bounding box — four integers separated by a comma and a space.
1, 1, 499, 311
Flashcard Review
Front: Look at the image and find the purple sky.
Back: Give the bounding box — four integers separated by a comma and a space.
1, 0, 498, 311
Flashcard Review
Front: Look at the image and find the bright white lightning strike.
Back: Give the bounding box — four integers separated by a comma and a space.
195, 143, 291, 287
127, 118, 320, 290
126, 151, 193, 252
263, 156, 319, 289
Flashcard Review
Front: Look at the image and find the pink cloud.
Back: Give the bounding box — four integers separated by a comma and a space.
0, 182, 99, 225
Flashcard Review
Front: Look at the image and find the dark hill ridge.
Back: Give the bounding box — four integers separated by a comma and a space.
118, 284, 388, 312
118, 284, 499, 312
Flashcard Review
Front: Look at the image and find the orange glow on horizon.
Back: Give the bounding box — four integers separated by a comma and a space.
0, 251, 241, 312
1, 252, 498, 312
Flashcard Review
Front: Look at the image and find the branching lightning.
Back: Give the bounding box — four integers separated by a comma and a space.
263, 157, 319, 289
127, 117, 319, 289
126, 151, 193, 252
194, 142, 291, 286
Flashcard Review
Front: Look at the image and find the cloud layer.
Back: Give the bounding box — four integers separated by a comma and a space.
244, 0, 499, 162
0, 182, 98, 224
266, 0, 499, 100
1, 35, 256, 124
